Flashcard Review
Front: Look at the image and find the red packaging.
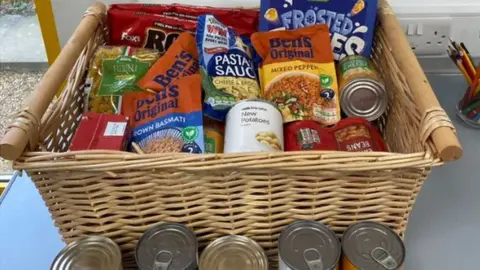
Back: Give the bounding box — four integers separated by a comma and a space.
70, 113, 130, 151
333, 118, 387, 152
284, 117, 387, 152
109, 3, 259, 35
108, 9, 197, 54
107, 4, 259, 53
284, 121, 337, 151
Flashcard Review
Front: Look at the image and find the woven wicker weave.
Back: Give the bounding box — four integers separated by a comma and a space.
0, 1, 462, 269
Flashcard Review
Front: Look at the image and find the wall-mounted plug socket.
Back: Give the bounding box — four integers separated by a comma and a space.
398, 17, 452, 56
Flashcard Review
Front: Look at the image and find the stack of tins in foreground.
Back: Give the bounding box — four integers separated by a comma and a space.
342, 222, 405, 270
135, 223, 198, 270
278, 221, 341, 270
199, 235, 269, 270
224, 99, 284, 153
50, 236, 122, 270
49, 221, 404, 269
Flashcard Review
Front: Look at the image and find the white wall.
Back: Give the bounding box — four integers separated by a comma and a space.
388, 0, 480, 14
52, 0, 480, 47
52, 0, 136, 47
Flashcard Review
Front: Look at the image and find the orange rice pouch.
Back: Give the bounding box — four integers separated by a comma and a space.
252, 25, 340, 125
123, 32, 205, 154
137, 32, 200, 93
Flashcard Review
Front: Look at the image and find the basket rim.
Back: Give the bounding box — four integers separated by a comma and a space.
13, 149, 440, 172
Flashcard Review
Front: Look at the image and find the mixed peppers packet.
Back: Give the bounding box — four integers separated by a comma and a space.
252, 24, 340, 126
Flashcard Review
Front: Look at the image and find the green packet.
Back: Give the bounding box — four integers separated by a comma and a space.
96, 46, 160, 96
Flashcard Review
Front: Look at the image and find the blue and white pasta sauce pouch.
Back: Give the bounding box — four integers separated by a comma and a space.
197, 14, 261, 122
259, 0, 378, 61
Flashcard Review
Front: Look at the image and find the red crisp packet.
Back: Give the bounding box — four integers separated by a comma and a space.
70, 113, 130, 151
107, 8, 197, 54
109, 3, 259, 36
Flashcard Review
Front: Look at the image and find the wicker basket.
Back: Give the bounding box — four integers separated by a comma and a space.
0, 1, 463, 268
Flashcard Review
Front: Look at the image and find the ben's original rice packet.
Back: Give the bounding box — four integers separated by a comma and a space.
259, 0, 377, 61
252, 25, 340, 125
123, 74, 205, 154
197, 14, 261, 122
126, 33, 203, 154
137, 33, 200, 93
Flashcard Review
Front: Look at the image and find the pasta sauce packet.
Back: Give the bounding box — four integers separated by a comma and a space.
197, 14, 261, 122
137, 33, 200, 92
252, 25, 340, 125
122, 74, 205, 154
258, 0, 377, 61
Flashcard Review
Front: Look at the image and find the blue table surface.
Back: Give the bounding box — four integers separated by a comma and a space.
0, 74, 479, 269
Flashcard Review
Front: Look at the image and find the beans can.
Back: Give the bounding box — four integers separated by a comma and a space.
199, 235, 268, 270
342, 222, 405, 270
278, 220, 341, 270
224, 99, 284, 153
338, 55, 387, 121
284, 118, 387, 152
51, 236, 122, 270
135, 223, 198, 270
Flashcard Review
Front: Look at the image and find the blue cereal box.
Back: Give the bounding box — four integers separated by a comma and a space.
259, 0, 378, 60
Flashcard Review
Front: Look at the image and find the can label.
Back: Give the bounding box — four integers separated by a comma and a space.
342, 256, 358, 270
204, 128, 224, 153
224, 100, 284, 153
338, 55, 380, 88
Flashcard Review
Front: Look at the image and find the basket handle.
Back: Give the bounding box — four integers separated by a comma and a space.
378, 0, 463, 162
0, 3, 106, 161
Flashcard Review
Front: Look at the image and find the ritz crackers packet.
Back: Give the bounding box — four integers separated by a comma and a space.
259, 0, 377, 61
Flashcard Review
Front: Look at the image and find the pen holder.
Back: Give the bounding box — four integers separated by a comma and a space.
457, 85, 480, 128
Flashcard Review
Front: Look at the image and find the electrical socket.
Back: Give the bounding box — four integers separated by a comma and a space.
398, 17, 452, 56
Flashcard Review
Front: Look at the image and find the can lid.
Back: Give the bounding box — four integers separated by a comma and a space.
342, 222, 405, 270
228, 98, 283, 115
51, 236, 122, 270
340, 78, 387, 121
135, 223, 198, 270
199, 235, 268, 270
279, 221, 340, 270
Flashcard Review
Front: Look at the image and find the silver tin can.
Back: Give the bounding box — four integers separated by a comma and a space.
135, 223, 198, 270
224, 99, 284, 153
342, 222, 405, 270
51, 236, 122, 270
278, 221, 340, 270
199, 235, 268, 270
338, 55, 387, 121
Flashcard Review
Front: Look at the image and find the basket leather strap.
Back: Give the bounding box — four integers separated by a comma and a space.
420, 107, 456, 146
378, 0, 395, 16
84, 6, 105, 26
7, 108, 40, 151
